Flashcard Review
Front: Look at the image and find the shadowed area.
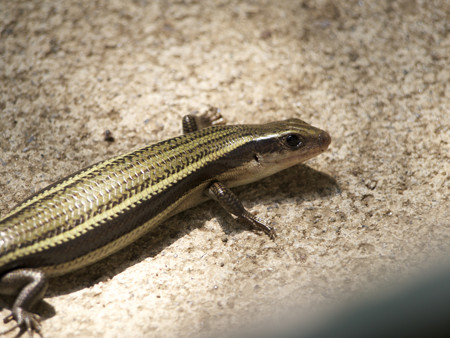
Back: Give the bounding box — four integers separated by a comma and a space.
0, 0, 448, 337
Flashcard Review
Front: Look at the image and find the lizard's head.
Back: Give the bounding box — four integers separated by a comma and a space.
218, 118, 331, 187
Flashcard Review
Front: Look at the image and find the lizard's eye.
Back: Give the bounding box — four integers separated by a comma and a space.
284, 134, 303, 148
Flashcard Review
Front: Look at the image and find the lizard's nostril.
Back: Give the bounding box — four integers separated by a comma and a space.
318, 131, 331, 149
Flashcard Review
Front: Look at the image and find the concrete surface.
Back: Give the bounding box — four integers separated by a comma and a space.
0, 0, 448, 337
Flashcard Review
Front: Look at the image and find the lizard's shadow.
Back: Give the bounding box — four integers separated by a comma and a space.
1, 164, 338, 321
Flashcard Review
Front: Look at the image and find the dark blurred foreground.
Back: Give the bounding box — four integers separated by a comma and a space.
237, 261, 450, 338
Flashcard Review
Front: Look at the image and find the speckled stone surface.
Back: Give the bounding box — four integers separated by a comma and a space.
0, 1, 448, 337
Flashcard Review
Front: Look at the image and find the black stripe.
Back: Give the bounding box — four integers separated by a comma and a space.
0, 127, 238, 253
0, 141, 255, 272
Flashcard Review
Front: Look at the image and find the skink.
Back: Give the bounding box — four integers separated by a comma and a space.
0, 112, 331, 336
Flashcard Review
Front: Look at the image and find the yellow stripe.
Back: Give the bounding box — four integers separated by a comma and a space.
1, 127, 236, 220
1, 155, 124, 221
0, 127, 238, 244
40, 184, 200, 276
0, 136, 250, 267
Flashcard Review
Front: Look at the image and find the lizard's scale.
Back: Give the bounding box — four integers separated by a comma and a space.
0, 115, 331, 336
0, 126, 250, 276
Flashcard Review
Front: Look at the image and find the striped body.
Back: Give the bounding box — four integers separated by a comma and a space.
0, 117, 331, 336
0, 125, 256, 276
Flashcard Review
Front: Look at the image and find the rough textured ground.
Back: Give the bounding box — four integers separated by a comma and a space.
0, 0, 448, 337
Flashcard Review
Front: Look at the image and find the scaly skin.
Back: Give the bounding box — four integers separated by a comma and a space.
0, 113, 331, 336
